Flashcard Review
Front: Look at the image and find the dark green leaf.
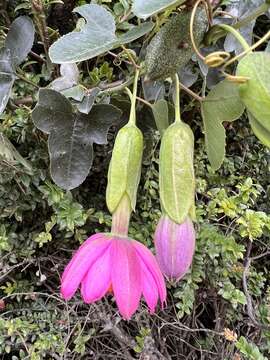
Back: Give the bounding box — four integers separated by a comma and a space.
142, 79, 165, 102
61, 85, 85, 102
5, 16, 35, 67
49, 4, 153, 63
0, 16, 35, 114
0, 48, 15, 114
32, 89, 121, 190
201, 80, 245, 171
77, 88, 100, 114
151, 99, 169, 136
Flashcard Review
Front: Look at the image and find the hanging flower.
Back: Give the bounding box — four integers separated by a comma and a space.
154, 73, 196, 280
61, 70, 167, 319
154, 215, 195, 280
61, 233, 166, 320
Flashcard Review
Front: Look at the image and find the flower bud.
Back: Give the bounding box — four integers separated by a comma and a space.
106, 124, 143, 214
154, 215, 195, 280
159, 121, 195, 224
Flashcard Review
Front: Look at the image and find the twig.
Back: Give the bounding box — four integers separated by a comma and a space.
100, 78, 134, 93
121, 45, 141, 70
93, 305, 136, 360
180, 82, 203, 102
108, 51, 134, 67
14, 96, 34, 106
30, 50, 45, 63
15, 73, 39, 89
136, 96, 152, 108
31, 0, 51, 66
250, 251, 270, 261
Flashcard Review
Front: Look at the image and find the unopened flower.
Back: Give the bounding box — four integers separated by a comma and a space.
61, 233, 166, 319
154, 215, 195, 280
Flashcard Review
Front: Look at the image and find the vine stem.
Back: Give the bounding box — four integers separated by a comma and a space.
121, 45, 140, 70
126, 69, 140, 125
174, 73, 181, 123
180, 82, 203, 102
136, 96, 152, 108
100, 78, 134, 93
190, 0, 213, 61
224, 30, 270, 68
218, 24, 250, 52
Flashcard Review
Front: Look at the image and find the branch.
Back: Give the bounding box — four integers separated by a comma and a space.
242, 241, 270, 331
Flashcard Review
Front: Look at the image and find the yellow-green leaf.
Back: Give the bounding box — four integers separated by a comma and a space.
236, 52, 270, 144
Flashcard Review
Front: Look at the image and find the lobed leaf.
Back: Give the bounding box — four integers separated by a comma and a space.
49, 4, 153, 63
32, 89, 121, 190
201, 80, 245, 171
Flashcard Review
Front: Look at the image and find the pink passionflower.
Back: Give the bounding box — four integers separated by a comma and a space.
61, 233, 166, 320
154, 215, 195, 280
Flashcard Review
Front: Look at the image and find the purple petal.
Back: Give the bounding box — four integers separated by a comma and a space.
111, 237, 142, 320
61, 233, 111, 300
154, 216, 195, 280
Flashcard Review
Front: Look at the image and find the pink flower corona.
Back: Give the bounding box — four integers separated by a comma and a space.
61, 233, 166, 319
154, 215, 195, 280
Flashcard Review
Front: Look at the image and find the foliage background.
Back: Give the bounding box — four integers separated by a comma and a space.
0, 0, 270, 359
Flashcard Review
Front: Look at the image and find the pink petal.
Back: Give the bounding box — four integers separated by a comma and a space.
61, 234, 111, 300
139, 258, 159, 313
81, 245, 112, 303
133, 240, 167, 305
62, 233, 105, 282
111, 238, 142, 320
